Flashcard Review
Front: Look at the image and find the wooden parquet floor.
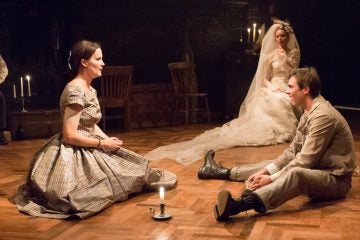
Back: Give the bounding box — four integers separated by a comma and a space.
1, 119, 360, 240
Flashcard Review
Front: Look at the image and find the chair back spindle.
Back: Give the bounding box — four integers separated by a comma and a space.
100, 66, 134, 130
168, 62, 211, 125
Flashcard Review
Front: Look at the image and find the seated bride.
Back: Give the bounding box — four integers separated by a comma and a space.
145, 21, 301, 165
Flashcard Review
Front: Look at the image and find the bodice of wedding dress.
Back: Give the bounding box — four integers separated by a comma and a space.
266, 49, 299, 90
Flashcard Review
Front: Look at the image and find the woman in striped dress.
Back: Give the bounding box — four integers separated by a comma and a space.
15, 40, 177, 219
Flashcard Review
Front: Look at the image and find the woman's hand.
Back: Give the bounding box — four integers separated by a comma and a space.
100, 137, 123, 151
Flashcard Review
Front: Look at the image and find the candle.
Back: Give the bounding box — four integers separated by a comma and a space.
13, 84, 16, 98
258, 29, 262, 42
240, 24, 243, 42
20, 77, 24, 97
26, 75, 31, 97
253, 23, 257, 42
159, 186, 165, 204
247, 28, 251, 43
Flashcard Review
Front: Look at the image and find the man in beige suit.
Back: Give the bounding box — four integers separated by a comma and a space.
198, 67, 358, 221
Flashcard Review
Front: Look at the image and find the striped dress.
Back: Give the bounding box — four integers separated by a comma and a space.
15, 85, 177, 219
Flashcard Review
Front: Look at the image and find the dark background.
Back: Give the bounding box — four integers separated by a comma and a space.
0, 0, 359, 117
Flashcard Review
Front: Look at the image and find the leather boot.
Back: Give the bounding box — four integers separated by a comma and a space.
240, 188, 253, 198
198, 150, 230, 180
214, 190, 266, 221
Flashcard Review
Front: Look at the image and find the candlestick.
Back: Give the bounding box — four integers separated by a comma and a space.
14, 93, 30, 112
150, 203, 172, 220
14, 77, 31, 112
13, 84, 16, 98
247, 28, 251, 43
159, 186, 165, 204
20, 77, 24, 97
150, 186, 172, 220
240, 24, 243, 43
253, 23, 257, 42
26, 75, 31, 97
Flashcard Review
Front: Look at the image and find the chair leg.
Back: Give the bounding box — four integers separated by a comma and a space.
171, 98, 179, 126
189, 96, 196, 123
185, 96, 189, 125
125, 105, 131, 131
204, 96, 211, 123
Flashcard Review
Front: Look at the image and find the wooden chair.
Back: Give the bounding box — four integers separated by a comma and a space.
168, 62, 211, 125
99, 66, 134, 131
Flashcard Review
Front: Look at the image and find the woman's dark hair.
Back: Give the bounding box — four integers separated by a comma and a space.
67, 40, 101, 78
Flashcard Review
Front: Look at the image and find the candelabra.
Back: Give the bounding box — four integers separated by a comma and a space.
14, 95, 31, 112
13, 75, 32, 112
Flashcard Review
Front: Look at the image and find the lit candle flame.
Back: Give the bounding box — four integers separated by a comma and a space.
26, 75, 31, 97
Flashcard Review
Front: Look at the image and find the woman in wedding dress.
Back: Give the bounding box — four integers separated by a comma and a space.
145, 21, 301, 165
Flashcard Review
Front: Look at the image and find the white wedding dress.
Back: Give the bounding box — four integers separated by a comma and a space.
145, 22, 301, 165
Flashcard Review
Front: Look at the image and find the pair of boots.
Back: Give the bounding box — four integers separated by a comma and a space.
0, 130, 8, 145
198, 150, 266, 221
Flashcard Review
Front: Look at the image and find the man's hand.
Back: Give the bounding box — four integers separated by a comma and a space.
247, 168, 271, 190
247, 175, 272, 190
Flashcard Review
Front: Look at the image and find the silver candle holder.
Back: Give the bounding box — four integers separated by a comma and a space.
150, 203, 172, 220
14, 95, 30, 113
149, 186, 172, 220
13, 75, 32, 112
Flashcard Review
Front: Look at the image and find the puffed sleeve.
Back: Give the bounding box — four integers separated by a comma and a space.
287, 49, 300, 69
61, 85, 86, 108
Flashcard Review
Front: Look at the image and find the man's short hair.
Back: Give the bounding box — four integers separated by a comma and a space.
291, 67, 321, 98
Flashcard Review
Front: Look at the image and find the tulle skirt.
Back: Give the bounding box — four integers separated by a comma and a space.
145, 88, 298, 165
